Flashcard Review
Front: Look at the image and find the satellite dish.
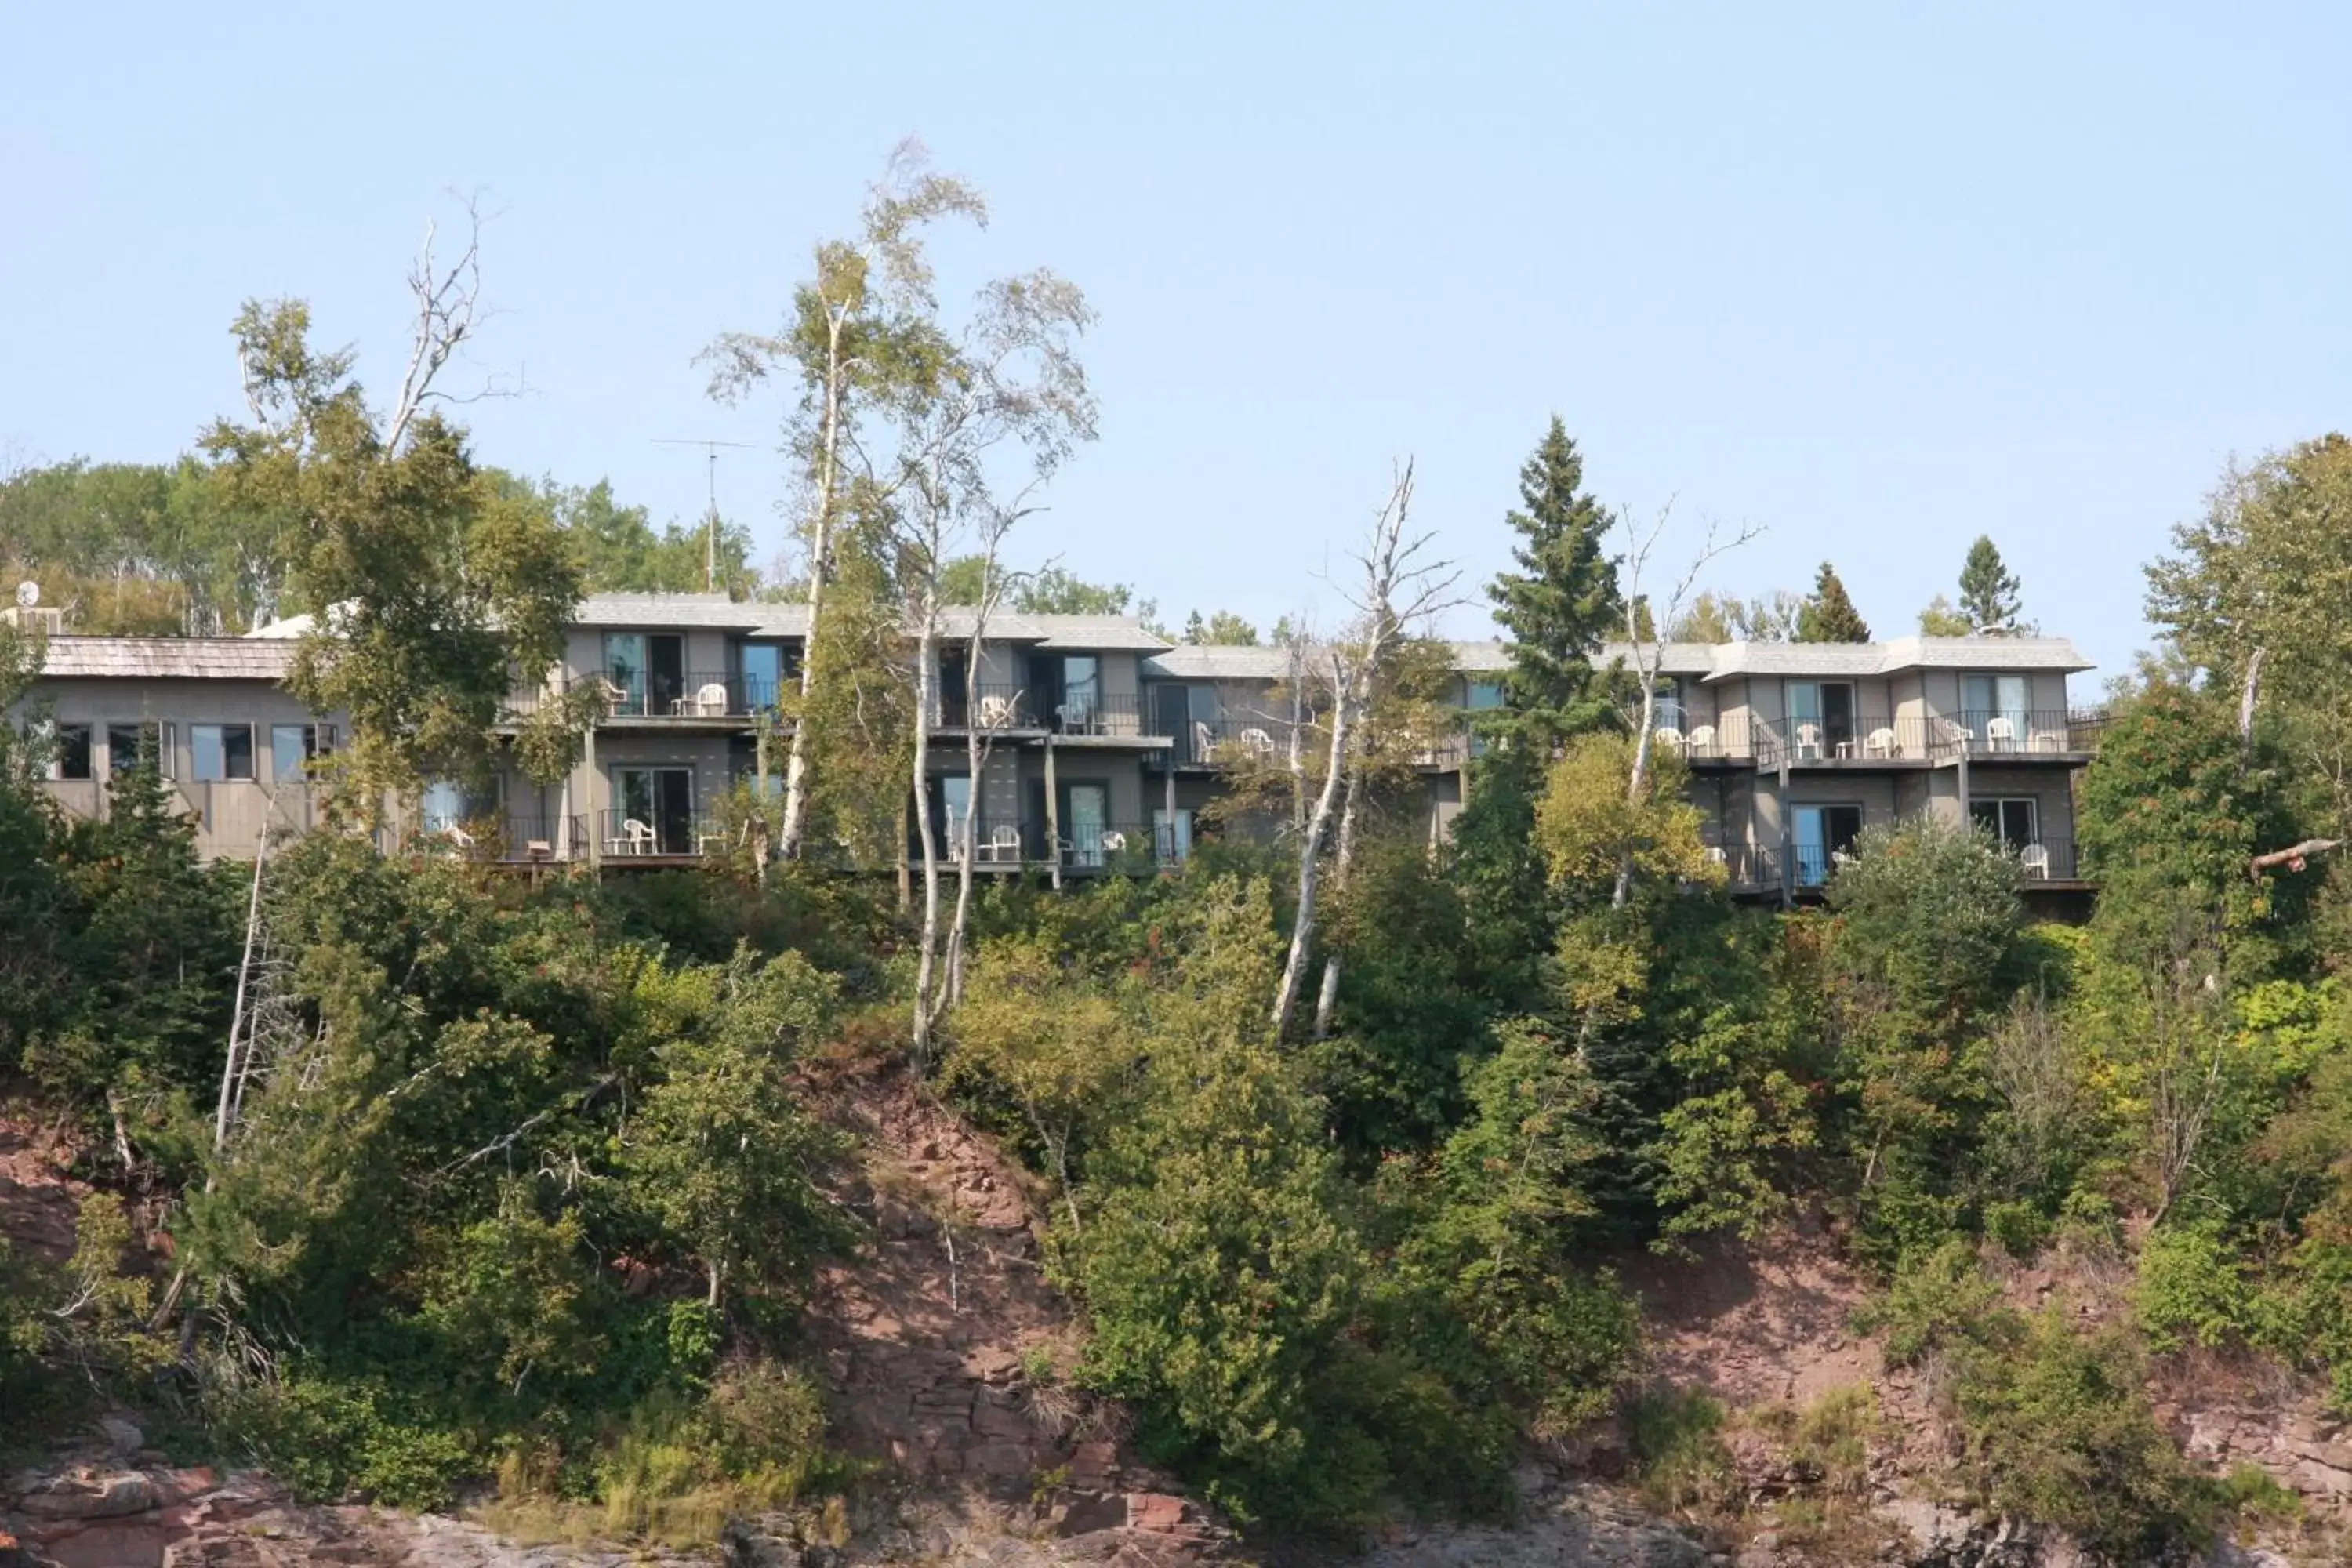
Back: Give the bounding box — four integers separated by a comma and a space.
13, 581, 35, 608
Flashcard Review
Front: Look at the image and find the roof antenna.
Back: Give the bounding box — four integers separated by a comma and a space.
653, 437, 758, 592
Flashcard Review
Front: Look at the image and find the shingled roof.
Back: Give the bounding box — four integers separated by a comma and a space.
40, 637, 299, 681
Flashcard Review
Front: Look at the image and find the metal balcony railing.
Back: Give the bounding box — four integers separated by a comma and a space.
1946, 710, 2107, 757
1163, 717, 1293, 768
597, 808, 728, 858
934, 684, 1040, 731
405, 814, 588, 862
911, 817, 1184, 871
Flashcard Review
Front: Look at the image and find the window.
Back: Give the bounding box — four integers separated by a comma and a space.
1787, 681, 1857, 754
614, 766, 693, 854
739, 642, 786, 710
1792, 804, 1864, 887
1061, 655, 1101, 728
271, 723, 332, 782
1962, 674, 2030, 744
107, 721, 172, 777
191, 724, 254, 782
1465, 679, 1504, 711
51, 723, 93, 781
941, 774, 972, 840
1970, 797, 2038, 849
1154, 808, 1193, 863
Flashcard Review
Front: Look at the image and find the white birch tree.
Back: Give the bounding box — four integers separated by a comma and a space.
702, 140, 985, 866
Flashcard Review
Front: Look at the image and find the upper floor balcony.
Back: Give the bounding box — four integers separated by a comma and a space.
499, 670, 791, 725
1654, 707, 2108, 768
932, 687, 1166, 741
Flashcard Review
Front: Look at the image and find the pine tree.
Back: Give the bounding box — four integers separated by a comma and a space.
1486, 416, 1622, 746
1798, 562, 1871, 643
1956, 535, 2024, 634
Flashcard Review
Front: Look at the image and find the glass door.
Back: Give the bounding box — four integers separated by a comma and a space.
1154, 808, 1193, 863
1787, 681, 1822, 757
604, 633, 647, 716
1962, 674, 2030, 748
1066, 783, 1108, 867
1059, 656, 1101, 733
739, 643, 785, 712
616, 767, 693, 853
942, 774, 972, 855
1792, 804, 1863, 886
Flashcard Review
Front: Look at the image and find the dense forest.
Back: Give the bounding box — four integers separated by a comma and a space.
9, 151, 2352, 1568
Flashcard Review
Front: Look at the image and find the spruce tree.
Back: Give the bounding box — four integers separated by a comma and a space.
1956, 535, 2024, 634
1798, 561, 1871, 643
1486, 416, 1622, 746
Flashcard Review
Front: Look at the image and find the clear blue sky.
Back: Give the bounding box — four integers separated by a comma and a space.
6, 4, 2349, 683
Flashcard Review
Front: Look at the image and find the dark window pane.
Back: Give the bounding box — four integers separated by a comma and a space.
55, 724, 93, 780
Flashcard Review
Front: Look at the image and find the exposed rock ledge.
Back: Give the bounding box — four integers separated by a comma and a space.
0, 1456, 1225, 1568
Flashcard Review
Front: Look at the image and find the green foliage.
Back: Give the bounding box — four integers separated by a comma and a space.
1957, 535, 2027, 634
624, 951, 849, 1308
1917, 593, 1972, 637
1796, 561, 1871, 642
1859, 1240, 2015, 1367
202, 299, 587, 807
1486, 415, 1622, 747
2134, 1220, 2253, 1354
1181, 608, 1259, 645
1951, 1315, 2223, 1566
1624, 1388, 1737, 1517
1063, 880, 1385, 1522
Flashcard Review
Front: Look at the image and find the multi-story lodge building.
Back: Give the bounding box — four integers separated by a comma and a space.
6, 591, 2101, 904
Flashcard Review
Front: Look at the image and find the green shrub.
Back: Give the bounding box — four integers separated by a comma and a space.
1951, 1315, 2222, 1566
2134, 1221, 2250, 1353
1857, 1239, 2016, 1368
1624, 1386, 1737, 1516
1983, 1198, 2052, 1259
222, 1375, 479, 1508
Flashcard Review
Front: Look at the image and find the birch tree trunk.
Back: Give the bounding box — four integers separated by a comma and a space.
1272, 670, 1351, 1039
1310, 757, 1367, 1040
910, 608, 943, 1060
775, 328, 845, 862
946, 630, 987, 1007
1611, 668, 1661, 909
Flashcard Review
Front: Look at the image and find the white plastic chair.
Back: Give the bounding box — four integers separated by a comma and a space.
609, 818, 655, 855
1057, 697, 1098, 735
1192, 719, 1216, 763
1795, 723, 1824, 760
986, 825, 1022, 862
437, 823, 475, 854
1653, 726, 1685, 756
695, 682, 729, 717
1864, 726, 1897, 758
1101, 830, 1127, 854
1985, 717, 2017, 752
978, 694, 1014, 729
1240, 727, 1276, 760
1686, 724, 1716, 757
2020, 843, 2051, 880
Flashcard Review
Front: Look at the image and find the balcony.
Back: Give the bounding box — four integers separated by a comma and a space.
911, 817, 1189, 873
1714, 833, 2085, 898
499, 672, 791, 723
933, 688, 1164, 740
597, 808, 730, 858
1730, 708, 2109, 768
402, 814, 588, 863
1161, 717, 1294, 768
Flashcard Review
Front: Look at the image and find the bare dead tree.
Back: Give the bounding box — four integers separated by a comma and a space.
1608, 503, 1762, 908
705, 141, 987, 866
1308, 463, 1462, 1040
1274, 463, 1455, 1040
381, 196, 522, 453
